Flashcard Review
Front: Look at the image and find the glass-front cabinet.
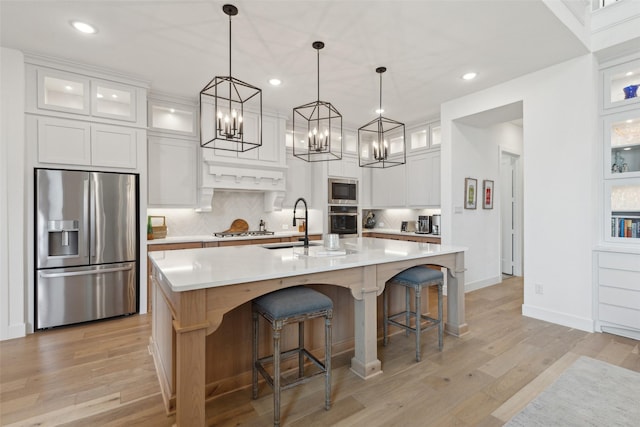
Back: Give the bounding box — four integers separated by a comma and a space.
605, 111, 640, 178
606, 180, 640, 241
602, 57, 640, 111
602, 54, 640, 242
37, 69, 90, 115
91, 80, 136, 122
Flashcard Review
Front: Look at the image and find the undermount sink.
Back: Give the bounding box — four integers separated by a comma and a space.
261, 242, 322, 250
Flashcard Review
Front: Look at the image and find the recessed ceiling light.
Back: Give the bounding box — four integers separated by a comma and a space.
111, 94, 118, 99
375, 108, 384, 114
462, 72, 477, 80
626, 119, 633, 123
625, 71, 634, 76
269, 78, 281, 86
64, 85, 73, 91
169, 108, 176, 113
96, 93, 103, 98
71, 21, 97, 34
623, 147, 632, 151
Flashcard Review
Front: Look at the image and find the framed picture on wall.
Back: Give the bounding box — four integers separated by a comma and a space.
464, 178, 477, 209
483, 179, 494, 209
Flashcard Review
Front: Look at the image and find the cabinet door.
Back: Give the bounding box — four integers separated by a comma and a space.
148, 136, 197, 207
602, 58, 640, 111
605, 111, 640, 178
37, 116, 91, 165
91, 79, 137, 122
148, 98, 197, 136
283, 149, 311, 208
37, 68, 90, 115
91, 124, 138, 168
427, 152, 441, 205
371, 165, 406, 207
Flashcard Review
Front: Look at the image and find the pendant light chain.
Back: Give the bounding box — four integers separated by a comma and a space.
200, 4, 262, 152
379, 71, 383, 118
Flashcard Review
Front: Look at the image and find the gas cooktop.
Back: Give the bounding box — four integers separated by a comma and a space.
213, 230, 275, 238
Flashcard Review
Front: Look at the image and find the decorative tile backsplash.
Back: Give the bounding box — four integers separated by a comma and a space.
148, 191, 323, 236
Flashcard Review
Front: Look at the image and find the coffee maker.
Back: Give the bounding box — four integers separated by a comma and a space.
431, 214, 441, 235
417, 215, 431, 234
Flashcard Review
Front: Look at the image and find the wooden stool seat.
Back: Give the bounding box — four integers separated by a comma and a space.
252, 286, 333, 427
383, 265, 444, 362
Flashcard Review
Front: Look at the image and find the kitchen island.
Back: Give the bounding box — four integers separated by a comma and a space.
149, 237, 467, 426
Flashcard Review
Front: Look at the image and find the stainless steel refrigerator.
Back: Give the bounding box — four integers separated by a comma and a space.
35, 168, 138, 329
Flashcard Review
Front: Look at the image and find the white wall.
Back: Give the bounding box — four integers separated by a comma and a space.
442, 54, 598, 332
0, 47, 26, 340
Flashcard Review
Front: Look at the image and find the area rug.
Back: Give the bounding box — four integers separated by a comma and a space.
505, 356, 640, 426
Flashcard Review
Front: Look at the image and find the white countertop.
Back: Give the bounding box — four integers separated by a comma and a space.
149, 237, 466, 292
147, 230, 321, 245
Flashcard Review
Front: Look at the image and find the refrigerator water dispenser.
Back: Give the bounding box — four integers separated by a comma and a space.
47, 220, 79, 256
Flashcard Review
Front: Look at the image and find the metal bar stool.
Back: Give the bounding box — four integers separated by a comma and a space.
383, 265, 444, 362
252, 286, 333, 427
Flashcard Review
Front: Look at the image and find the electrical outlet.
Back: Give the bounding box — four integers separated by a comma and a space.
535, 283, 543, 295
282, 224, 288, 230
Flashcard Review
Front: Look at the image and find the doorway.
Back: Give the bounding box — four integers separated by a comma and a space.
500, 152, 522, 277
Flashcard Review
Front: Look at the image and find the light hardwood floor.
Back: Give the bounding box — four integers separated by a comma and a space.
1, 276, 638, 426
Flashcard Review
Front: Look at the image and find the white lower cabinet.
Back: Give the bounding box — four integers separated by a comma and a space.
595, 250, 640, 339
147, 136, 197, 207
407, 151, 440, 207
34, 116, 138, 168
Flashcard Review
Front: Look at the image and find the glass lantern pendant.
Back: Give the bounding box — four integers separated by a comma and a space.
200, 4, 262, 152
293, 41, 342, 162
358, 67, 405, 168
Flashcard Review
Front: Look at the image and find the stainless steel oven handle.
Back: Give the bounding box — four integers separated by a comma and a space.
39, 265, 132, 278
328, 213, 358, 216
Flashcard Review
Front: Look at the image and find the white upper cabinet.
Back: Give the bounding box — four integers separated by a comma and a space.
31, 116, 140, 169
37, 68, 90, 115
148, 95, 198, 136
370, 165, 406, 208
407, 120, 441, 152
407, 151, 441, 207
91, 80, 137, 122
148, 136, 198, 207
602, 57, 640, 112
35, 116, 91, 166
27, 61, 148, 127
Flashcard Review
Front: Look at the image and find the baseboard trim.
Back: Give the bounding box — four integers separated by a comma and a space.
0, 323, 26, 341
522, 304, 594, 332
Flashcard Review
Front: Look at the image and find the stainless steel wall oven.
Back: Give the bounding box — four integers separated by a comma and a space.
328, 205, 358, 236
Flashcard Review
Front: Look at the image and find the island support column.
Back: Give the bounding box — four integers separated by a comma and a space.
350, 265, 383, 379
174, 289, 208, 426
445, 251, 468, 336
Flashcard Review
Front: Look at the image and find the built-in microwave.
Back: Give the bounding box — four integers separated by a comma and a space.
328, 178, 358, 205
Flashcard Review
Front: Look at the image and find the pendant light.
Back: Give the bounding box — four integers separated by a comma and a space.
293, 41, 342, 162
200, 4, 262, 152
358, 67, 405, 168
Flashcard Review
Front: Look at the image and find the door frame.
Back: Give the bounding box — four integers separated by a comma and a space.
500, 150, 523, 276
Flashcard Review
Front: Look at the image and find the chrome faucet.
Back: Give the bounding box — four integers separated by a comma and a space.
292, 197, 309, 247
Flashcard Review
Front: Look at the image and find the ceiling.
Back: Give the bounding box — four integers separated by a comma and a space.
0, 0, 589, 129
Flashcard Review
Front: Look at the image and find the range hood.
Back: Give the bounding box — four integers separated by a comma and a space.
197, 153, 286, 213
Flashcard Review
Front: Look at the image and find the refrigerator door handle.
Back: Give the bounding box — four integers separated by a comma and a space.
84, 177, 90, 261
39, 265, 133, 279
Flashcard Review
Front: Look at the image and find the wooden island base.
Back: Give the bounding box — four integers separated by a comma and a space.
149, 240, 466, 426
